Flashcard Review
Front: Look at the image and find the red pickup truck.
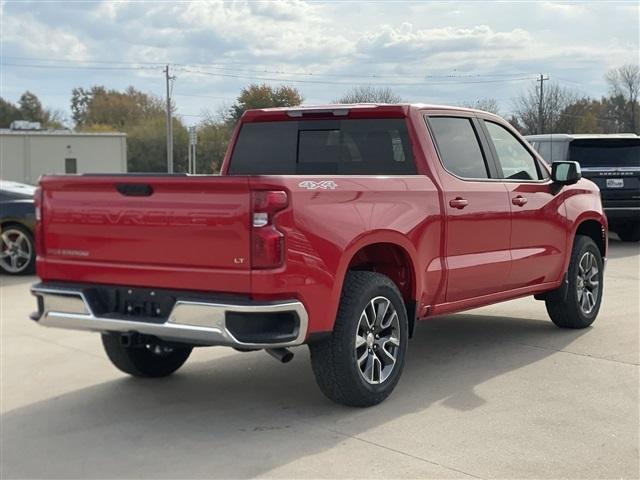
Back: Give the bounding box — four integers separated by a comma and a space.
30, 104, 607, 406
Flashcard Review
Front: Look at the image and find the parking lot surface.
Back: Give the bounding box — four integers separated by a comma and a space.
1, 238, 638, 479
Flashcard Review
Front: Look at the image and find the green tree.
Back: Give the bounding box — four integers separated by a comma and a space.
71, 86, 187, 172
229, 84, 303, 124
18, 91, 45, 122
71, 86, 164, 129
0, 98, 22, 128
71, 86, 107, 126
0, 92, 65, 128
334, 85, 402, 104
127, 116, 188, 173
196, 120, 232, 173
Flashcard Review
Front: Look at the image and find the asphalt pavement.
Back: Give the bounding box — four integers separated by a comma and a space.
1, 238, 638, 479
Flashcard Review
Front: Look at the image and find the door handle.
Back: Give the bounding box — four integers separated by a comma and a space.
512, 195, 528, 207
449, 197, 469, 209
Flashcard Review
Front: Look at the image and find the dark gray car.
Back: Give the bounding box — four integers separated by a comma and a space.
0, 181, 36, 275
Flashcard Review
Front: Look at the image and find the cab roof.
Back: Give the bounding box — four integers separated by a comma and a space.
241, 103, 494, 122
525, 133, 640, 141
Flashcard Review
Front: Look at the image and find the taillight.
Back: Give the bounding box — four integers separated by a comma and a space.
34, 187, 44, 255
251, 190, 288, 269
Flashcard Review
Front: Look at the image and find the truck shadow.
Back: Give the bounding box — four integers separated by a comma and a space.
1, 313, 588, 479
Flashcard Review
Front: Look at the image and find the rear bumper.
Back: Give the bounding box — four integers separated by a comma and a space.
30, 283, 308, 348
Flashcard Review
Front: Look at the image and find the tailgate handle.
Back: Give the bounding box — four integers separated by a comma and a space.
116, 184, 154, 197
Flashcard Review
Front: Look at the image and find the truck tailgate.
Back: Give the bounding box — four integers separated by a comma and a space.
39, 175, 252, 292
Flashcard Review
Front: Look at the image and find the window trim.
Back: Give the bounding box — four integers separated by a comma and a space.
424, 114, 499, 181
479, 120, 550, 183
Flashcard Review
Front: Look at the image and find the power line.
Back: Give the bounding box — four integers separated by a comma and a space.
174, 93, 235, 101
177, 67, 538, 87
167, 63, 534, 80
2, 56, 541, 81
0, 55, 540, 77
1, 62, 160, 71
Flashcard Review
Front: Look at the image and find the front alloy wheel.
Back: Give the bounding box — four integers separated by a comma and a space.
576, 251, 599, 315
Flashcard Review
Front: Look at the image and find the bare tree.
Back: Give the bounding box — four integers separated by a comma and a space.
606, 64, 640, 133
460, 98, 501, 115
334, 86, 402, 104
512, 81, 579, 135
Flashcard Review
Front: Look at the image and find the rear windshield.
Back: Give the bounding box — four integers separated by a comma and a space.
228, 119, 416, 175
569, 139, 640, 168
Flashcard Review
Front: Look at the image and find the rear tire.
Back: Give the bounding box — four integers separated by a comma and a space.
101, 333, 192, 377
309, 271, 409, 407
616, 222, 640, 242
545, 235, 603, 329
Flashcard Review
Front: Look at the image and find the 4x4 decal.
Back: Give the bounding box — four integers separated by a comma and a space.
298, 180, 338, 190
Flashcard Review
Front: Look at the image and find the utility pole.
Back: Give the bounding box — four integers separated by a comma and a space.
164, 65, 175, 173
188, 126, 197, 174
537, 73, 549, 134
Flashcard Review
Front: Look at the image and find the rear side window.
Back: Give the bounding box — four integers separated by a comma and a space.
428, 117, 489, 179
484, 122, 541, 180
229, 119, 416, 175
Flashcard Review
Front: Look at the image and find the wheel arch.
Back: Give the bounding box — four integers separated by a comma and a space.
561, 215, 607, 277
573, 217, 607, 258
332, 232, 420, 337
1, 219, 33, 232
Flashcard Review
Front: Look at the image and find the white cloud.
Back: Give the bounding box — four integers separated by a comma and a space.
0, 0, 637, 121
2, 11, 89, 60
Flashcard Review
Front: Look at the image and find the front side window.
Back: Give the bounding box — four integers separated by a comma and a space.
428, 117, 489, 179
485, 122, 540, 180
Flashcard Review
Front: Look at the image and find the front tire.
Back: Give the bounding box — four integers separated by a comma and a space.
101, 333, 192, 377
309, 271, 409, 407
545, 235, 604, 329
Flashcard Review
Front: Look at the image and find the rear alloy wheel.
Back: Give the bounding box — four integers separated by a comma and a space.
309, 271, 408, 407
0, 225, 35, 275
355, 296, 401, 385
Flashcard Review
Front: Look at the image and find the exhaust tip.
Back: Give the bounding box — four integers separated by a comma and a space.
266, 347, 294, 363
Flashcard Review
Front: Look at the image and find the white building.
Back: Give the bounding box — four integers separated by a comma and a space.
0, 127, 127, 185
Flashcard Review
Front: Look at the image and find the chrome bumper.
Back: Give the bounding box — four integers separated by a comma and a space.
30, 284, 308, 348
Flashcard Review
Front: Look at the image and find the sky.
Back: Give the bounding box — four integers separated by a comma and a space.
1, 0, 638, 126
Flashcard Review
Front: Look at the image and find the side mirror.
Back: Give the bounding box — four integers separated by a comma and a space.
552, 161, 581, 185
